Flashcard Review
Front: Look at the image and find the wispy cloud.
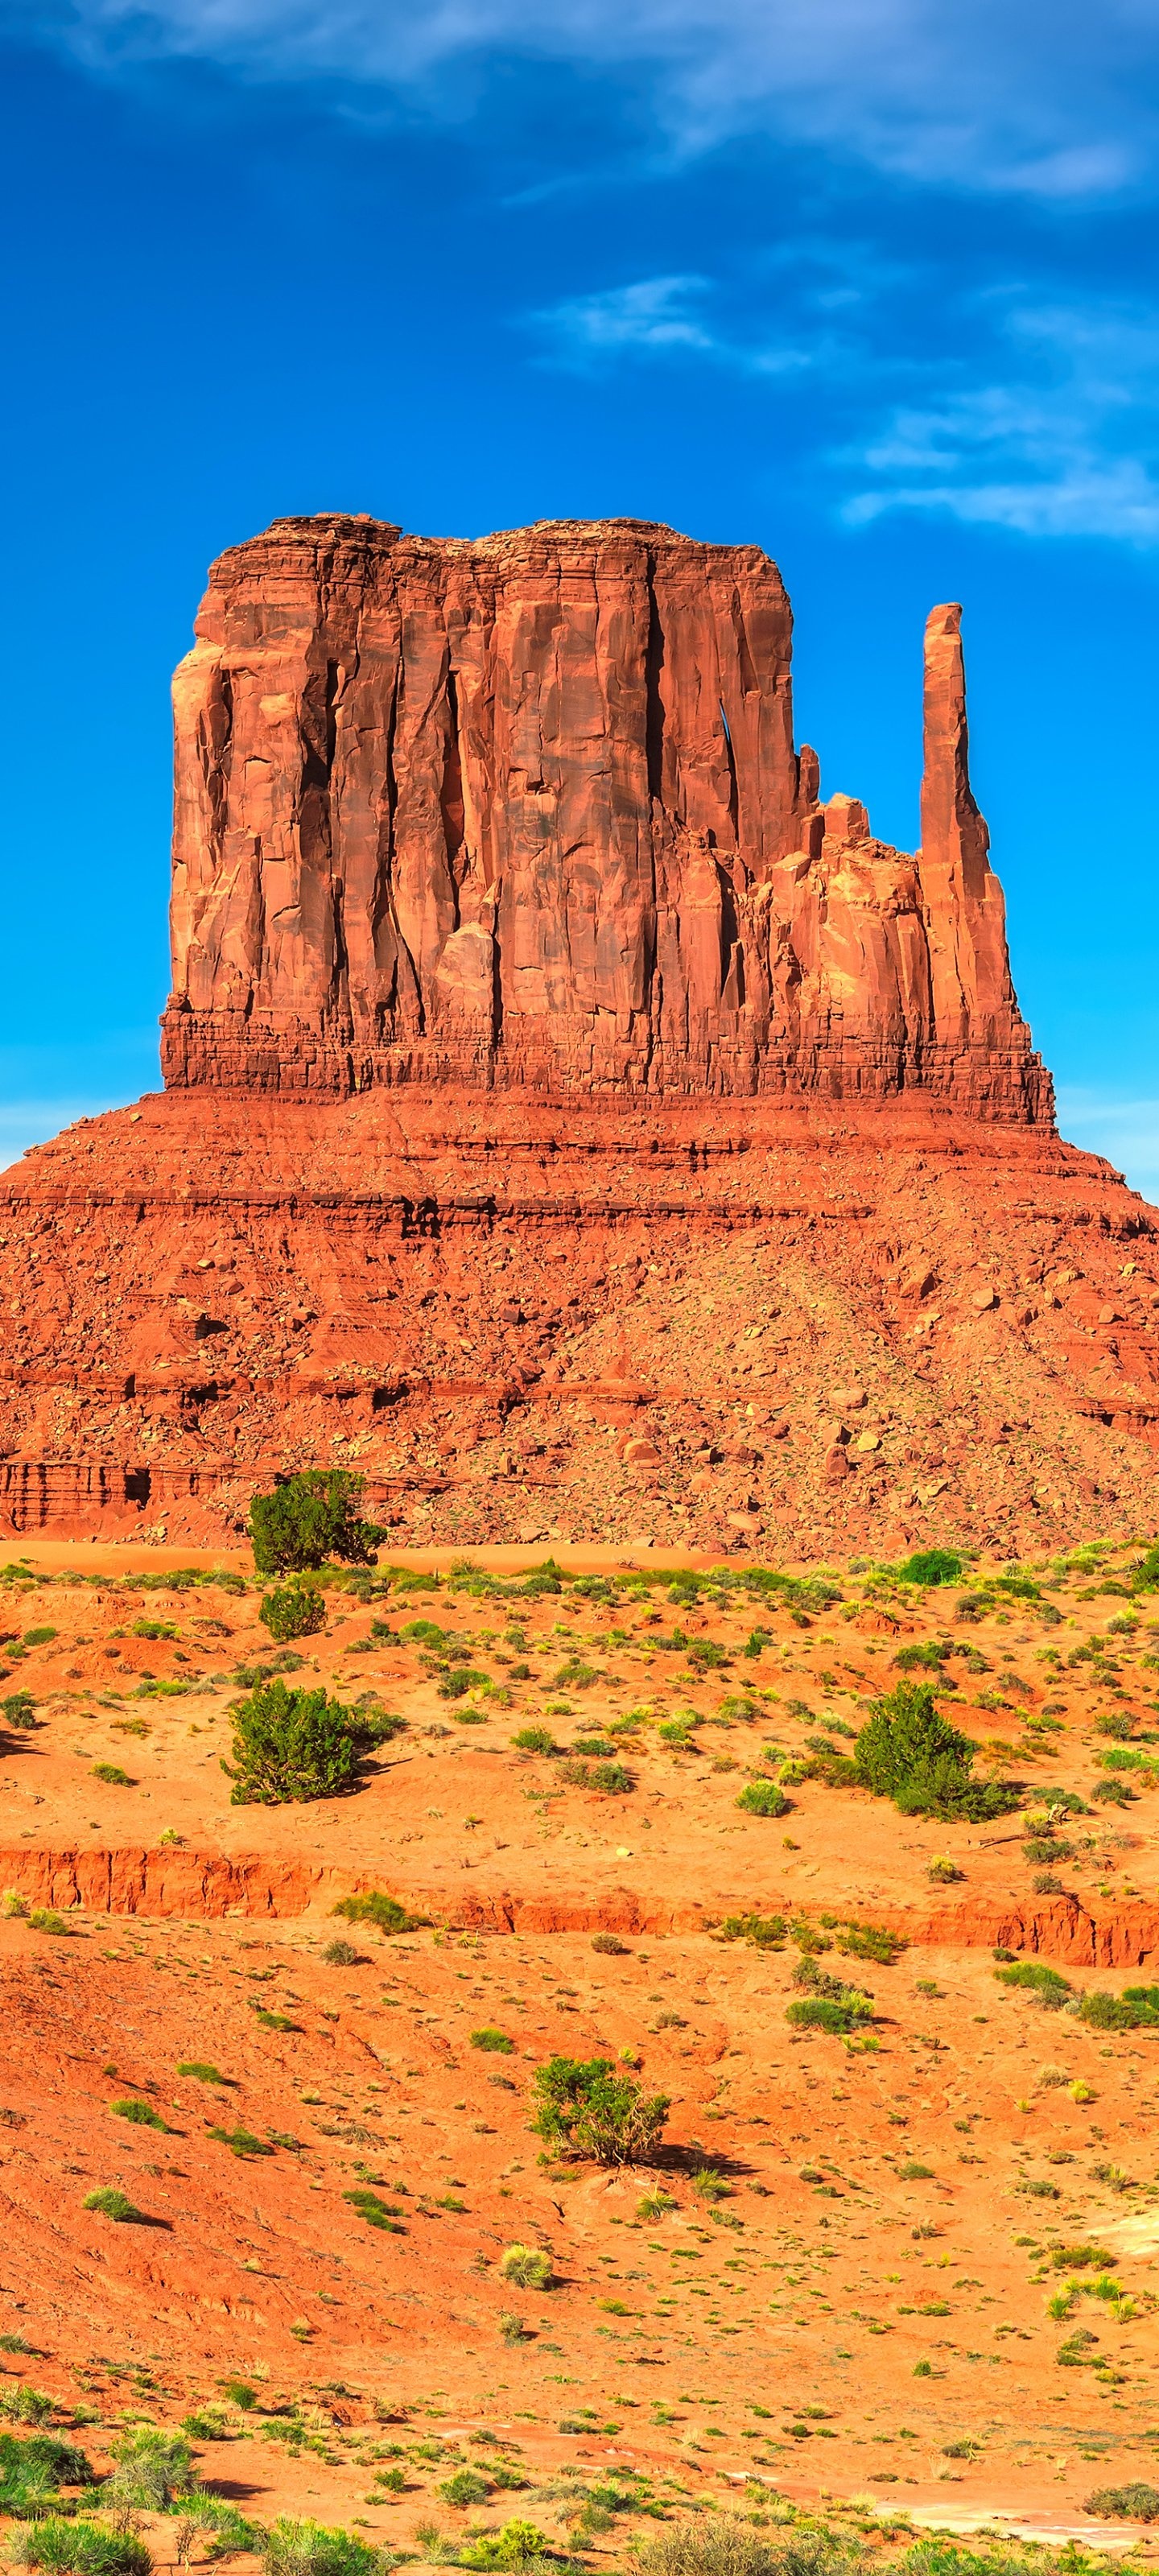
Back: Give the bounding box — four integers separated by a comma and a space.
843, 295, 1159, 545
14, 0, 1159, 204
530, 273, 815, 376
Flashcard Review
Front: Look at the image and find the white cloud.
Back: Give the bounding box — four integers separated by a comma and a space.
18, 0, 1159, 204
530, 273, 815, 375
843, 294, 1159, 545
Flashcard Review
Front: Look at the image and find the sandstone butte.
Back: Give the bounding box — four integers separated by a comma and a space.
0, 510, 1156, 1547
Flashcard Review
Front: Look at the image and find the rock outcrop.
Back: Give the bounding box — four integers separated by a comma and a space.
161, 515, 1050, 1118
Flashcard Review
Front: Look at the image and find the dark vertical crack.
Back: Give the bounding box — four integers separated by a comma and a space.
645, 552, 666, 807
720, 696, 740, 846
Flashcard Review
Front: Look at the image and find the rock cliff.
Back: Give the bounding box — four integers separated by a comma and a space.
161, 516, 1050, 1119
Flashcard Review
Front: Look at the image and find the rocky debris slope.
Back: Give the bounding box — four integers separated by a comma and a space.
162, 516, 1048, 1116
1, 1091, 1156, 1546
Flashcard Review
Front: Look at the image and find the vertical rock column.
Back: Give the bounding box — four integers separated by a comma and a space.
918, 601, 1020, 1042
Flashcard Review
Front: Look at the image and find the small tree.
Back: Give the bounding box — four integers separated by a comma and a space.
852, 1681, 1017, 1820
224, 1680, 360, 1806
259, 1583, 328, 1643
531, 2056, 669, 2165
249, 1472, 384, 1575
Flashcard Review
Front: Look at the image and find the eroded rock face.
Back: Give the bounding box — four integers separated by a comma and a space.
161, 515, 1050, 1118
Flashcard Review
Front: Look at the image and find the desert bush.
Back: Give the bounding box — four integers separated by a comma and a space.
736, 1781, 790, 1818
590, 1932, 629, 1955
636, 2518, 856, 2576
105, 2430, 196, 2512
10, 2520, 152, 2576
225, 1679, 360, 1805
260, 2520, 386, 2576
259, 1585, 328, 1645
90, 1767, 131, 1789
1084, 2484, 1159, 2521
995, 1962, 1073, 2010
0, 2434, 93, 2515
717, 1912, 786, 1947
439, 2469, 490, 2508
331, 1890, 427, 1934
250, 1472, 384, 1575
208, 2125, 274, 2158
1079, 1984, 1159, 2031
176, 2062, 229, 2086
471, 2028, 514, 2053
853, 1682, 1017, 1820
896, 1551, 964, 1587
497, 2313, 530, 2345
530, 2056, 669, 2165
342, 2190, 404, 2233
323, 1940, 362, 1967
557, 1759, 633, 1794
109, 2099, 167, 2131
459, 2520, 549, 2570
2, 1694, 37, 1729
926, 1857, 962, 1884
81, 2190, 142, 2223
498, 2245, 554, 2289
512, 1728, 556, 1755
0, 2393, 55, 2429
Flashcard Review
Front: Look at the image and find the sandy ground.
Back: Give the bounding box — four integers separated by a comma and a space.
4, 1536, 1159, 2557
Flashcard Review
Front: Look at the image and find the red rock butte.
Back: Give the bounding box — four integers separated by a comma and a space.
162, 514, 1048, 1117
2, 512, 1157, 1548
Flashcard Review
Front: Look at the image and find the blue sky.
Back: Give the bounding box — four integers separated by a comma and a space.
2, 0, 1158, 1184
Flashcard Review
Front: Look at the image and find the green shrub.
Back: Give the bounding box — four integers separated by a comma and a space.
717, 1912, 786, 1947
259, 2518, 387, 2576
531, 2057, 669, 2165
471, 2028, 514, 2053
28, 1911, 72, 1935
221, 2381, 258, 2411
853, 1682, 1017, 1819
22, 1628, 57, 1649
1084, 2484, 1159, 2521
513, 1728, 556, 1754
81, 2189, 142, 2222
0, 2434, 93, 2512
90, 1765, 131, 1788
1079, 1984, 1159, 2031
224, 1678, 360, 1805
786, 1955, 873, 2034
249, 1472, 385, 1576
10, 2519, 152, 2576
634, 2516, 829, 2576
109, 2099, 167, 2131
459, 2520, 549, 2569
896, 1551, 964, 1587
177, 2061, 229, 2085
499, 2245, 554, 2289
995, 1961, 1073, 2010
132, 1619, 176, 1641
1093, 1778, 1135, 1806
323, 1939, 361, 1967
105, 2429, 197, 2510
0, 2391, 55, 2428
590, 1933, 629, 1955
331, 1890, 427, 1934
736, 1781, 790, 1818
439, 2469, 490, 2508
558, 1759, 633, 1794
2, 1693, 37, 1729
208, 2126, 274, 2157
342, 2189, 404, 2233
260, 1585, 328, 1644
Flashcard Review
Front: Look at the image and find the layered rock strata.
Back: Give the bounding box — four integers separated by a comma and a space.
162, 516, 1049, 1117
